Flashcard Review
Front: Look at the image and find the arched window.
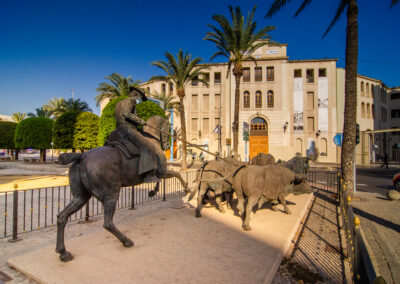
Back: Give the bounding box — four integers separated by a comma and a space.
255, 91, 262, 108
372, 104, 375, 119
267, 90, 274, 108
361, 81, 365, 96
320, 138, 328, 156
161, 83, 166, 93
366, 83, 370, 97
371, 84, 374, 99
295, 138, 303, 156
243, 91, 250, 108
169, 82, 173, 94
147, 87, 150, 94
361, 102, 365, 117
367, 103, 371, 118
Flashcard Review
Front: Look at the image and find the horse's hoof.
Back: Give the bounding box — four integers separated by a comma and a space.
285, 210, 292, 215
242, 225, 252, 231
149, 191, 156, 197
59, 251, 74, 262
123, 239, 134, 247
195, 211, 202, 218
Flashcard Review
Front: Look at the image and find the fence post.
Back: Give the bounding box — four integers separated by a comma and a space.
9, 183, 21, 242
129, 186, 135, 210
163, 179, 166, 201
85, 200, 90, 222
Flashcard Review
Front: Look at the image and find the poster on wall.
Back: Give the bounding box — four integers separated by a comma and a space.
293, 78, 304, 131
318, 77, 329, 132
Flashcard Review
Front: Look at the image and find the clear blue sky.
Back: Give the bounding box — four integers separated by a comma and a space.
1, 0, 399, 116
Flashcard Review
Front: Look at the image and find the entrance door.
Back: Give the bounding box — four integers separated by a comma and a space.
249, 117, 268, 159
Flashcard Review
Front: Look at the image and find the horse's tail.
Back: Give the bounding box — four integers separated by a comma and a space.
58, 153, 83, 165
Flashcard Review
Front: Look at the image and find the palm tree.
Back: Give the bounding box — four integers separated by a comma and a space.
28, 107, 53, 118
152, 50, 209, 170
266, 0, 398, 196
204, 6, 275, 158
12, 112, 26, 123
63, 98, 92, 112
95, 73, 142, 106
149, 90, 180, 112
42, 97, 65, 118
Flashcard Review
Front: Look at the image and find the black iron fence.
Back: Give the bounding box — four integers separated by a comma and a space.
337, 172, 378, 283
0, 170, 198, 240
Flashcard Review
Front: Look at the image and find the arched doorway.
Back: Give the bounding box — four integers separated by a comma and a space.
249, 117, 268, 159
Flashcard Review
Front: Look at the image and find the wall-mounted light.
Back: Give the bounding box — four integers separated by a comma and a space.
316, 130, 321, 137
283, 121, 288, 133
199, 130, 202, 138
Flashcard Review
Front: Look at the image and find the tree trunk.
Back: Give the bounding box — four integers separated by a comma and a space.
40, 149, 47, 163
15, 149, 19, 161
233, 64, 243, 158
178, 89, 187, 170
341, 0, 358, 197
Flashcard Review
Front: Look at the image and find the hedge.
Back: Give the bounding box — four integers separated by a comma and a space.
73, 112, 99, 150
14, 117, 54, 149
0, 121, 18, 149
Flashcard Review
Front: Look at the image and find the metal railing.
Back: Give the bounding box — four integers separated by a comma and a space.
0, 170, 198, 240
337, 172, 378, 283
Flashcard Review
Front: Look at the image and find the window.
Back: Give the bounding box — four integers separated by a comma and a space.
295, 138, 303, 156
391, 109, 400, 118
306, 69, 314, 83
191, 118, 198, 132
255, 91, 262, 108
203, 73, 210, 86
319, 68, 327, 77
371, 84, 374, 99
147, 87, 150, 94
381, 107, 387, 122
361, 82, 364, 96
161, 83, 166, 93
203, 94, 209, 112
203, 118, 209, 133
366, 83, 370, 97
320, 138, 328, 156
169, 82, 173, 94
372, 104, 375, 119
294, 69, 302, 78
367, 103, 371, 118
391, 93, 400, 100
255, 67, 262, 82
214, 72, 221, 84
307, 117, 314, 132
215, 94, 221, 109
192, 94, 198, 111
266, 66, 274, 81
267, 91, 274, 108
243, 68, 250, 82
307, 92, 314, 109
191, 76, 198, 86
361, 102, 365, 118
243, 91, 250, 108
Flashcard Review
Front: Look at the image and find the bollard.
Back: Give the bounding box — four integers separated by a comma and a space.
9, 183, 22, 242
129, 186, 135, 210
162, 179, 166, 201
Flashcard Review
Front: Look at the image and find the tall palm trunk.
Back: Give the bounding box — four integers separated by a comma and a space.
233, 64, 243, 158
341, 0, 358, 196
178, 89, 187, 170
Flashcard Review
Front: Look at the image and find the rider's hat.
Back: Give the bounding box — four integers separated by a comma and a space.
129, 87, 148, 101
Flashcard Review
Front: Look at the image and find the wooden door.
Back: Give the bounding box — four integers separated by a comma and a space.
249, 117, 268, 159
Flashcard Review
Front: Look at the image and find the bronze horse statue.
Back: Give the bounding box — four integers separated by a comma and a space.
55, 115, 189, 262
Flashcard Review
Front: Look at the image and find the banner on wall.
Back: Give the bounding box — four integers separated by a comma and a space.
318, 77, 329, 132
293, 78, 303, 131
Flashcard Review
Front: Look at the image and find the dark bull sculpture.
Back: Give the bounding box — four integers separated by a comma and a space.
55, 115, 189, 262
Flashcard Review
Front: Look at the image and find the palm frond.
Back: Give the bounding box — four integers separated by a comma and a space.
322, 0, 348, 38
265, 0, 292, 18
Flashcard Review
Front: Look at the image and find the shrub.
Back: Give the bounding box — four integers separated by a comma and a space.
53, 111, 80, 149
0, 121, 17, 149
73, 112, 99, 150
14, 117, 54, 150
98, 98, 166, 146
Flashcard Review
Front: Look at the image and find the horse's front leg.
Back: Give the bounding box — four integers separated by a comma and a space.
158, 170, 189, 194
149, 182, 160, 197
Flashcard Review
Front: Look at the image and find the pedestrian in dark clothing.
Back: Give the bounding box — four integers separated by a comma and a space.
381, 152, 389, 168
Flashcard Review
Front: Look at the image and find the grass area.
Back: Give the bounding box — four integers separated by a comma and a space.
0, 175, 69, 192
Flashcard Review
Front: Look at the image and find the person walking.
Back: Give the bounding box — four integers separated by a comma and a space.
381, 152, 389, 169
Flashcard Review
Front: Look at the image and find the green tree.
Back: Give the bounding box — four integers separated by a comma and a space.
205, 6, 275, 158
42, 97, 65, 118
28, 107, 53, 118
53, 111, 80, 150
0, 121, 18, 159
73, 112, 100, 150
98, 97, 166, 146
95, 73, 142, 106
149, 91, 180, 113
12, 112, 26, 123
14, 117, 54, 162
152, 50, 209, 170
265, 0, 398, 195
63, 98, 92, 112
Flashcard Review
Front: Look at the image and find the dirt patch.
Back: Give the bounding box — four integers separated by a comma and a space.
0, 175, 69, 192
279, 258, 324, 284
